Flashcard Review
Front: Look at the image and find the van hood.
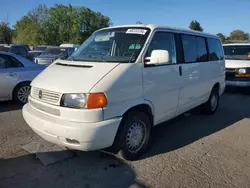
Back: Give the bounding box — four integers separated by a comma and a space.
225, 59, 250, 68
31, 60, 119, 93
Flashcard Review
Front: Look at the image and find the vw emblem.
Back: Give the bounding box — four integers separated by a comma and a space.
38, 90, 43, 99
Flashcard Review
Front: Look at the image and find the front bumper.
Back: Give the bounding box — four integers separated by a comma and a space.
226, 80, 250, 87
22, 103, 122, 151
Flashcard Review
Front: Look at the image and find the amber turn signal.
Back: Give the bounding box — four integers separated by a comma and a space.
235, 74, 250, 78
86, 93, 107, 109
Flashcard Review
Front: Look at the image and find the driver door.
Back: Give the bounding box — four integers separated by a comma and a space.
143, 31, 182, 125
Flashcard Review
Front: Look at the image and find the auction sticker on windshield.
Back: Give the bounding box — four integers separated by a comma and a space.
126, 29, 147, 35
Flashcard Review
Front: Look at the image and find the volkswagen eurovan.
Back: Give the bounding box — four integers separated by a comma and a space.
23, 24, 225, 160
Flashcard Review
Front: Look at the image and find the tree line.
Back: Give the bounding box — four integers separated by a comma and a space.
0, 6, 249, 45
1, 4, 110, 45
189, 20, 249, 43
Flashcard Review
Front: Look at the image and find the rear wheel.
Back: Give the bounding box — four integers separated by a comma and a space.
13, 82, 31, 104
202, 87, 219, 114
113, 111, 152, 161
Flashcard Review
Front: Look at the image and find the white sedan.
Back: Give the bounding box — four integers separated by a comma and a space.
0, 51, 45, 104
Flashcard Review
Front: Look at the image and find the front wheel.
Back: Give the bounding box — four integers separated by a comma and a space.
114, 111, 152, 161
13, 83, 31, 104
202, 87, 219, 114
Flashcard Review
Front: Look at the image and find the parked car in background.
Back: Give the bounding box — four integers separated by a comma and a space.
0, 51, 45, 104
23, 24, 225, 161
223, 43, 250, 88
34, 47, 74, 65
33, 45, 56, 51
60, 43, 80, 51
0, 44, 29, 58
27, 50, 43, 62
23, 45, 31, 51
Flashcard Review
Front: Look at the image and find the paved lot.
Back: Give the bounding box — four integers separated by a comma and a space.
1, 90, 250, 188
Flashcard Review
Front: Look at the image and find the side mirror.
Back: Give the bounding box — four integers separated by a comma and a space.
145, 50, 169, 65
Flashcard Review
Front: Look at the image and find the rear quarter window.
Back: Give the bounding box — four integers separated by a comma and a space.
207, 38, 224, 61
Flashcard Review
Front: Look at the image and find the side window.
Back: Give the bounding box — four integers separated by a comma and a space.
196, 37, 208, 62
9, 56, 24, 67
181, 35, 197, 63
18, 47, 27, 55
0, 55, 23, 68
181, 35, 209, 63
146, 32, 176, 64
10, 46, 19, 54
207, 38, 224, 61
0, 55, 8, 68
0, 55, 13, 68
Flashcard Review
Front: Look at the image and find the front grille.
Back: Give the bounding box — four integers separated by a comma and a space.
31, 87, 61, 105
226, 68, 236, 80
225, 68, 237, 73
226, 68, 250, 81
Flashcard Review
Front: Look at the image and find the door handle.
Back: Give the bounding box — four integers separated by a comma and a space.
179, 66, 182, 76
8, 72, 17, 77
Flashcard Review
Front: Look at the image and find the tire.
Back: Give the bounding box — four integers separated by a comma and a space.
113, 111, 152, 161
13, 82, 31, 104
202, 87, 219, 115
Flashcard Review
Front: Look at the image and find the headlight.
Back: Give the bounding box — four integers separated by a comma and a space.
61, 93, 107, 109
61, 94, 87, 109
238, 68, 247, 74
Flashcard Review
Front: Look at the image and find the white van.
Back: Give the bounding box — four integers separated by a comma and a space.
223, 43, 250, 88
22, 24, 225, 160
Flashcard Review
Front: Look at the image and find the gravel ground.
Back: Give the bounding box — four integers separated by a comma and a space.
0, 90, 250, 188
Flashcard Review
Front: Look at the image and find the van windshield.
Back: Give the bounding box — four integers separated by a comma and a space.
223, 45, 250, 60
69, 27, 150, 63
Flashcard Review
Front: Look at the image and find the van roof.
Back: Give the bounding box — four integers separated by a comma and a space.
223, 43, 250, 46
97, 24, 219, 39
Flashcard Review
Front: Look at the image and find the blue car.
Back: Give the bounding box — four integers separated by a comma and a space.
0, 51, 45, 104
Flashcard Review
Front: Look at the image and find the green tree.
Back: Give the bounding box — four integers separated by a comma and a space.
189, 20, 203, 32
14, 5, 48, 45
216, 33, 226, 42
0, 22, 12, 44
14, 4, 111, 45
229, 30, 249, 41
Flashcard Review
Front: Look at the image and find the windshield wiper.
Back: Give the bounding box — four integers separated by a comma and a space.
68, 55, 107, 62
85, 54, 107, 62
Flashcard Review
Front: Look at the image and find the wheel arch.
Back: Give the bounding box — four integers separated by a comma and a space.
213, 82, 220, 91
11, 80, 31, 100
122, 103, 154, 125
109, 102, 154, 154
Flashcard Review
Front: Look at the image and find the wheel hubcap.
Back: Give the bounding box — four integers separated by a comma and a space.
17, 86, 30, 103
126, 121, 146, 153
211, 93, 218, 111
